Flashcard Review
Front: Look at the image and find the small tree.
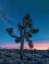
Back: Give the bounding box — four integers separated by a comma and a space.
6, 13, 39, 60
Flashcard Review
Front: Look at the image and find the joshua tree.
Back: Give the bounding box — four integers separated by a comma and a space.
6, 13, 39, 60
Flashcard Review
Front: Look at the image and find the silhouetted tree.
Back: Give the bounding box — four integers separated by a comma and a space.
6, 13, 39, 60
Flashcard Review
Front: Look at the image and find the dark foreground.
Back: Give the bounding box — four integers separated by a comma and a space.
0, 49, 49, 64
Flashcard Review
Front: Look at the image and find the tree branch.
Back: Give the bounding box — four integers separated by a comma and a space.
24, 28, 39, 38
10, 34, 20, 38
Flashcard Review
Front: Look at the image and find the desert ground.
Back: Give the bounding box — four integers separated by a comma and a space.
0, 49, 49, 64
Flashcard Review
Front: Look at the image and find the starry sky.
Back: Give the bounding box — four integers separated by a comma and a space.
0, 0, 49, 50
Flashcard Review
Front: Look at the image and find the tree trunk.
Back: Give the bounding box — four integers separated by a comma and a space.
20, 28, 24, 60
20, 36, 24, 60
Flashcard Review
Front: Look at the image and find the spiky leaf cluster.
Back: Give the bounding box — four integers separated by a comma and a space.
26, 20, 32, 28
24, 14, 33, 28
24, 13, 30, 20
28, 41, 33, 48
15, 38, 21, 43
18, 23, 24, 30
6, 27, 13, 35
28, 33, 32, 38
31, 28, 39, 34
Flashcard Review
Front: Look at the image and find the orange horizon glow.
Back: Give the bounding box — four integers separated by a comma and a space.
0, 42, 49, 50
34, 43, 49, 50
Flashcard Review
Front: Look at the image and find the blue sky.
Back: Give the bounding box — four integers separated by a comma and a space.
0, 0, 49, 49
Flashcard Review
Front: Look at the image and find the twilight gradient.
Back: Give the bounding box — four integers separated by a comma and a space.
0, 42, 49, 50
0, 0, 49, 50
